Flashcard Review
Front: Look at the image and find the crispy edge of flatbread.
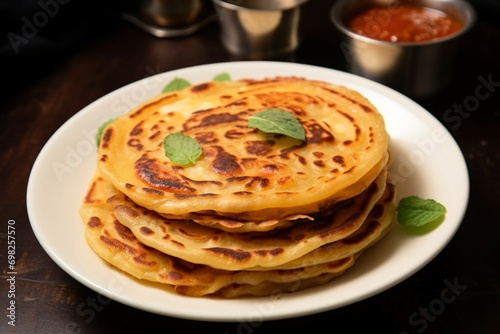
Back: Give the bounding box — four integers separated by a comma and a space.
112, 167, 388, 270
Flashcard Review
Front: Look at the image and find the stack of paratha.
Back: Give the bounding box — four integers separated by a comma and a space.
80, 76, 395, 298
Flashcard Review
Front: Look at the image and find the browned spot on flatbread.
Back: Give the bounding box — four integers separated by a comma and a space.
191, 82, 211, 93
314, 160, 326, 168
294, 154, 307, 165
313, 152, 324, 158
87, 216, 102, 228
254, 248, 284, 257
260, 164, 280, 174
205, 247, 251, 262
142, 187, 164, 195
245, 140, 275, 156
180, 175, 223, 187
130, 120, 144, 136
225, 129, 248, 140
167, 271, 183, 281
84, 178, 101, 204
195, 132, 218, 145
332, 155, 345, 166
170, 240, 185, 248
211, 149, 242, 176
306, 123, 334, 144
99, 235, 137, 254
341, 220, 381, 245
114, 221, 136, 242
101, 128, 113, 149
140, 227, 154, 235
127, 138, 143, 151
232, 191, 253, 196
385, 182, 396, 202
201, 112, 242, 127
327, 257, 352, 269
370, 204, 384, 219
115, 204, 140, 219
276, 267, 305, 276
135, 155, 195, 193
133, 254, 156, 267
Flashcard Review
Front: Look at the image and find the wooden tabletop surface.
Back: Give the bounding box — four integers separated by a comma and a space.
1, 0, 499, 333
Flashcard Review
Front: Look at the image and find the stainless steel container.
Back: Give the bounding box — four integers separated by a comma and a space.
212, 0, 308, 59
138, 0, 204, 28
331, 0, 476, 98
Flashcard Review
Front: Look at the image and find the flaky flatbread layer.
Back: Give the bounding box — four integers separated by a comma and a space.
97, 77, 389, 219
79, 171, 395, 297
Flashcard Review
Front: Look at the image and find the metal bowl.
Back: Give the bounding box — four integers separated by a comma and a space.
212, 0, 309, 59
331, 0, 476, 98
138, 0, 203, 28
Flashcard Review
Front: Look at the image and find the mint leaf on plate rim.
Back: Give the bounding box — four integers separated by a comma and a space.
213, 72, 231, 81
95, 118, 114, 149
397, 195, 447, 227
162, 78, 191, 93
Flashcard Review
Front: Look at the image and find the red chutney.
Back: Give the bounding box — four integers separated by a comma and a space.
347, 4, 463, 42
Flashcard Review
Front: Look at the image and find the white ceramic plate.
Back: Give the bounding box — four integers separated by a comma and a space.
27, 61, 469, 322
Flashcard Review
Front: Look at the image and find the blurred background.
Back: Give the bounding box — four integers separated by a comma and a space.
1, 0, 499, 96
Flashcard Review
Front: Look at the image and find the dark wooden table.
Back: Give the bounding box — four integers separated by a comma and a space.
1, 0, 499, 333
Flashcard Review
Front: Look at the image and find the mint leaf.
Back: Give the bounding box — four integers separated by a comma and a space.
96, 119, 114, 149
163, 133, 202, 165
248, 108, 306, 141
162, 78, 191, 93
162, 74, 230, 93
397, 196, 447, 227
213, 72, 231, 81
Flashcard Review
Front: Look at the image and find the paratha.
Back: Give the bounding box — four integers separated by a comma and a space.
156, 150, 388, 232
80, 75, 395, 298
79, 171, 395, 297
97, 77, 389, 220
110, 166, 388, 271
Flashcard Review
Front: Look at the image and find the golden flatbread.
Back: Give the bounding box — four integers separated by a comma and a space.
79, 171, 395, 297
80, 76, 395, 298
156, 151, 387, 232
97, 77, 389, 221
112, 167, 387, 270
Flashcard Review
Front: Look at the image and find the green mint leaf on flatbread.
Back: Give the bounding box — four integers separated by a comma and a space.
213, 72, 231, 81
397, 196, 447, 227
163, 133, 203, 165
162, 78, 191, 93
248, 108, 306, 141
95, 119, 114, 149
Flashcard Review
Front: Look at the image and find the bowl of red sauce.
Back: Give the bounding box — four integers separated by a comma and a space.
331, 0, 476, 98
